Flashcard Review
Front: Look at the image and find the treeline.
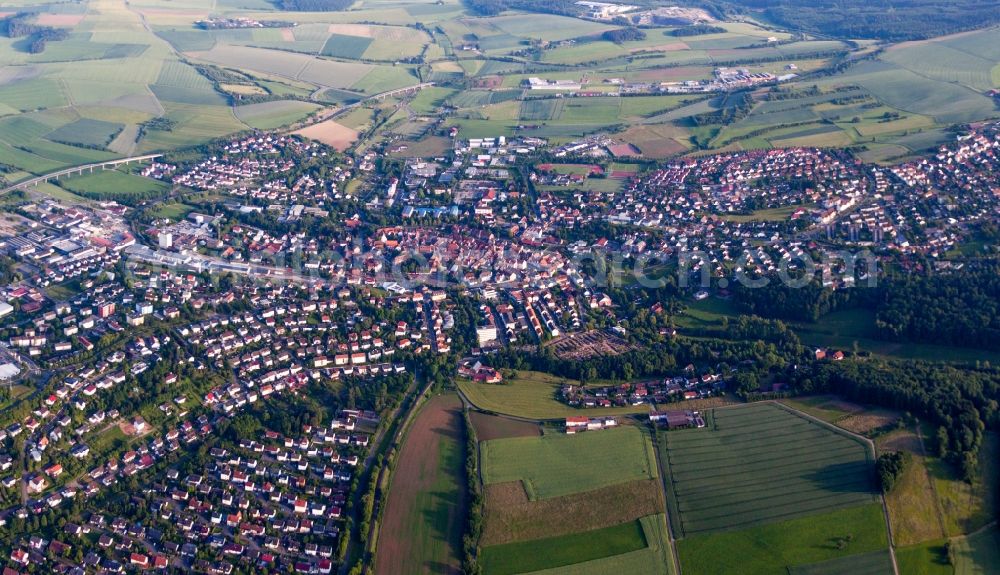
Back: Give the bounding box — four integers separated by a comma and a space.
689, 91, 754, 126
1, 13, 69, 53
876, 451, 909, 493
602, 28, 646, 44
461, 411, 483, 575
462, 0, 579, 17
275, 0, 353, 11
488, 331, 799, 384
670, 24, 726, 36
793, 360, 997, 481
703, 0, 1000, 41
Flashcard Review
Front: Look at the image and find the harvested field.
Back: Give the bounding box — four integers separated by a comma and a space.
471, 76, 502, 89
469, 411, 540, 442
837, 411, 900, 435
482, 478, 664, 545
630, 41, 690, 53
878, 430, 923, 454
293, 120, 359, 151
375, 394, 465, 575
328, 23, 376, 37
36, 13, 85, 26
616, 123, 689, 158
545, 329, 636, 361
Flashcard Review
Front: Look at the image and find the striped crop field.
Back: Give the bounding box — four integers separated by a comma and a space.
661, 402, 878, 537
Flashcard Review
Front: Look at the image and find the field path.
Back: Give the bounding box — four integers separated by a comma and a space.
375, 393, 466, 575
649, 428, 684, 575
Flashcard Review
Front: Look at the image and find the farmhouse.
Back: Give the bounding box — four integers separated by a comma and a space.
650, 410, 705, 429
565, 416, 618, 433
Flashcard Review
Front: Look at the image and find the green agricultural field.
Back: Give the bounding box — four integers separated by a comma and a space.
676, 504, 890, 575
408, 86, 459, 115
321, 34, 374, 59
480, 519, 648, 575
822, 60, 997, 125
519, 99, 563, 121
56, 168, 169, 200
234, 100, 320, 130
788, 549, 895, 575
481, 425, 658, 500
46, 118, 124, 148
517, 514, 675, 575
661, 403, 878, 537
457, 370, 650, 419
348, 65, 419, 94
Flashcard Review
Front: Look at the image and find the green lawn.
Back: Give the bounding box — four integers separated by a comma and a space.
146, 202, 194, 221
458, 370, 650, 420
676, 504, 889, 575
480, 519, 648, 575
719, 204, 809, 222
481, 426, 658, 500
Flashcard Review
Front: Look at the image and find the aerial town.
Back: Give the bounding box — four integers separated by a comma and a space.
0, 101, 995, 571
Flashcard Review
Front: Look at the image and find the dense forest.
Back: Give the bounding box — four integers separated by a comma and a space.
875, 266, 1000, 351
0, 12, 68, 53
602, 27, 646, 43
462, 0, 580, 17
670, 24, 727, 36
701, 0, 1000, 41
733, 265, 1000, 352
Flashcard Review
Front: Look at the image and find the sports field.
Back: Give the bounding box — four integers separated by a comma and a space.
481, 425, 658, 500
661, 403, 878, 537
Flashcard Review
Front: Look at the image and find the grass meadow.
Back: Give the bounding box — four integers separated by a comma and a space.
457, 370, 650, 419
